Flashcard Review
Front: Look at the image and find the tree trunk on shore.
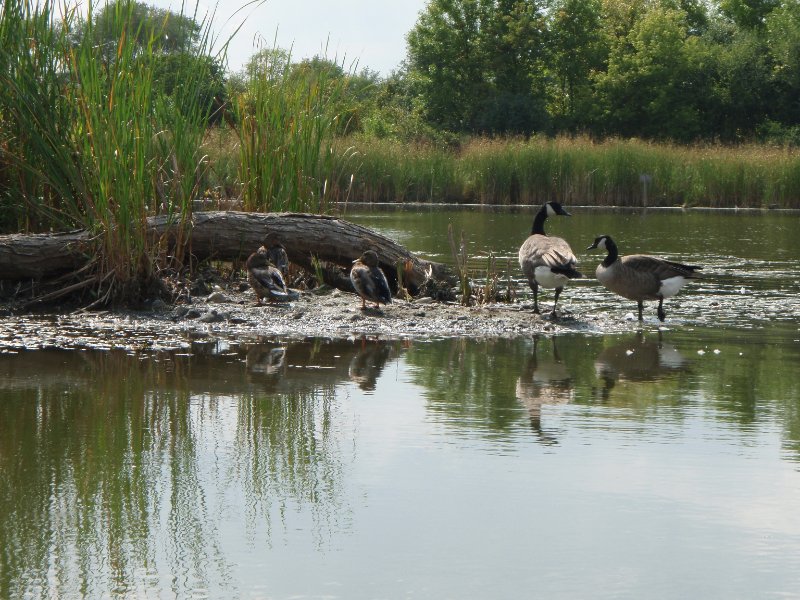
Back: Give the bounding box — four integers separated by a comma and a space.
0, 211, 454, 295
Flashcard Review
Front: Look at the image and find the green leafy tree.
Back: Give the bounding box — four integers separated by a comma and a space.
406, 0, 491, 131
719, 0, 780, 29
765, 1, 800, 127
406, 0, 549, 135
547, 0, 607, 131
595, 6, 704, 140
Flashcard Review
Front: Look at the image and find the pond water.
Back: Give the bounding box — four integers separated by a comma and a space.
1, 207, 800, 599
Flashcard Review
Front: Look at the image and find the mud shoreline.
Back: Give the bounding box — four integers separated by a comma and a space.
0, 278, 641, 353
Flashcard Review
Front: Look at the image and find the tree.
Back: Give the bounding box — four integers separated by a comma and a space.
765, 1, 800, 127
719, 0, 780, 29
406, 0, 491, 131
83, 1, 200, 62
595, 6, 704, 140
405, 0, 549, 135
547, 0, 607, 131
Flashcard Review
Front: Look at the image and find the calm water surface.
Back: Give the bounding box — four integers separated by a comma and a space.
1, 208, 799, 599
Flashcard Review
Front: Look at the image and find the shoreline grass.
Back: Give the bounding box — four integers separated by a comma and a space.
331, 136, 800, 209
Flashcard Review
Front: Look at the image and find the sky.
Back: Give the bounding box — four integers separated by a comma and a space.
145, 0, 430, 75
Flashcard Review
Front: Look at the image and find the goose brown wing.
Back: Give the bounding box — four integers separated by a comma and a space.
541, 237, 578, 267
519, 235, 578, 268
622, 254, 697, 281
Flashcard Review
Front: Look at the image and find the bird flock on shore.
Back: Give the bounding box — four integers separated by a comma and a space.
245, 201, 703, 324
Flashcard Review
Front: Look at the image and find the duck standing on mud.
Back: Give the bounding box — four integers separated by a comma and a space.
518, 201, 583, 317
246, 245, 299, 304
350, 250, 393, 310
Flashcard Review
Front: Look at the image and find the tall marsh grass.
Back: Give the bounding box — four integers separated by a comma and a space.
1, 0, 234, 303
327, 136, 800, 208
234, 49, 356, 212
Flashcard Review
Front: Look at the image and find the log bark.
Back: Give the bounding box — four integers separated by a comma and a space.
0, 211, 455, 295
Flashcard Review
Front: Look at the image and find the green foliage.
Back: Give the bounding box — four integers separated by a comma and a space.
0, 0, 219, 303
328, 135, 800, 208
405, 0, 549, 135
233, 50, 355, 212
396, 0, 800, 142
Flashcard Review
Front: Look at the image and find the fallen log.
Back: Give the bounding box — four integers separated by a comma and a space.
0, 211, 455, 296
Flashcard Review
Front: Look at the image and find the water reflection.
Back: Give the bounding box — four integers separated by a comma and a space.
515, 336, 574, 445
347, 337, 395, 391
0, 339, 402, 599
593, 331, 689, 400
2, 330, 800, 598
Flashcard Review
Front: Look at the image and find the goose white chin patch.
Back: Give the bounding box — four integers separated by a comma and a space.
534, 266, 568, 288
659, 276, 687, 298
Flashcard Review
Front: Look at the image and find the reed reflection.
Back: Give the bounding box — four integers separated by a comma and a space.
0, 339, 401, 599
515, 336, 575, 445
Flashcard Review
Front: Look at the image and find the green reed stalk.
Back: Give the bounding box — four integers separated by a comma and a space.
333, 135, 800, 208
234, 48, 353, 213
0, 0, 227, 303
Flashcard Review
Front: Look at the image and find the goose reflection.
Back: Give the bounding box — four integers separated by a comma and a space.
593, 331, 687, 400
348, 338, 394, 392
515, 336, 574, 445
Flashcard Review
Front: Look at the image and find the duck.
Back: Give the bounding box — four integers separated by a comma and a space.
350, 250, 393, 310
586, 234, 702, 322
246, 245, 299, 304
518, 201, 583, 316
265, 239, 289, 278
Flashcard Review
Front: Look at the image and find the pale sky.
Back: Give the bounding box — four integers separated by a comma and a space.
146, 0, 430, 75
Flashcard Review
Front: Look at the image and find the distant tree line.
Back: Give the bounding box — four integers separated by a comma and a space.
400, 0, 800, 143
72, 0, 800, 145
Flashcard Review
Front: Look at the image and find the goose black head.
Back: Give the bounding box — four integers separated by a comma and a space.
586, 235, 613, 251
546, 201, 572, 217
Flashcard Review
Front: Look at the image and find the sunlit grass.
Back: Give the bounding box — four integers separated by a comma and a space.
330, 135, 800, 208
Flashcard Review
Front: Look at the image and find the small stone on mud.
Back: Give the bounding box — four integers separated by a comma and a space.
199, 310, 226, 323
185, 309, 202, 320
171, 306, 190, 319
207, 291, 231, 303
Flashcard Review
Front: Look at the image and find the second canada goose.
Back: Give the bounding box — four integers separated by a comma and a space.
518, 201, 583, 316
586, 235, 702, 322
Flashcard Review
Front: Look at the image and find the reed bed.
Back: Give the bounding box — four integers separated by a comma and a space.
0, 0, 218, 303
234, 54, 355, 213
328, 136, 800, 208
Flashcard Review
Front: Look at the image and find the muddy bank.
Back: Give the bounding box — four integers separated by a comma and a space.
0, 278, 646, 353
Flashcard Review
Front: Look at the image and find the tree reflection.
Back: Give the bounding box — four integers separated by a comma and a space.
0, 338, 400, 599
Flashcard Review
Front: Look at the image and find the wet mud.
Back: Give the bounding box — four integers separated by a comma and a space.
0, 280, 647, 353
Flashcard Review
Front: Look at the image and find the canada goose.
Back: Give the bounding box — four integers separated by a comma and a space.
518, 201, 583, 316
246, 245, 299, 304
350, 250, 392, 310
586, 235, 702, 322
